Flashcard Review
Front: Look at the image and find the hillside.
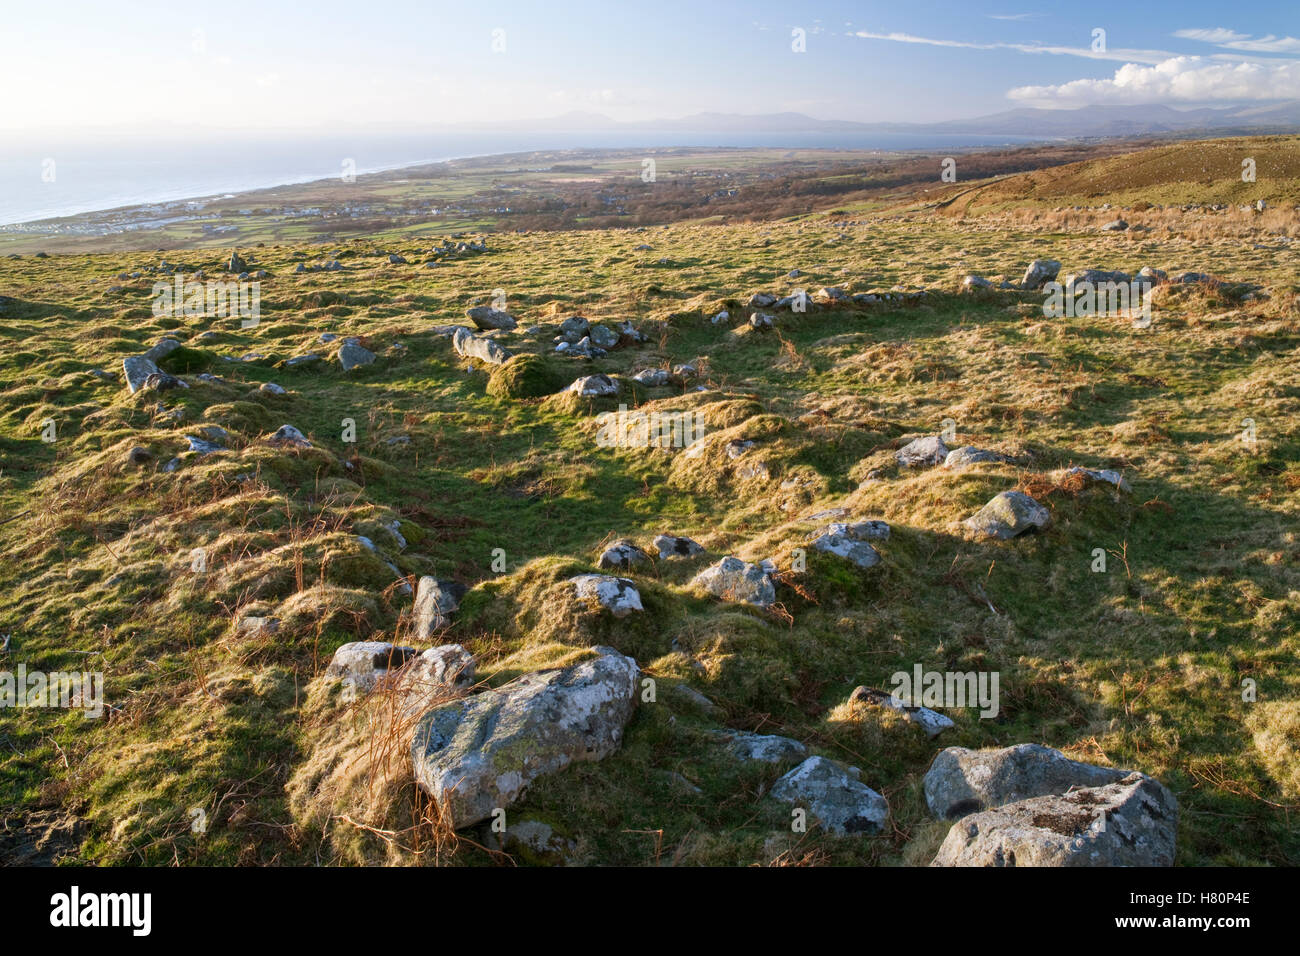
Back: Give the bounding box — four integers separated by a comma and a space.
928, 135, 1300, 215
0, 150, 1298, 867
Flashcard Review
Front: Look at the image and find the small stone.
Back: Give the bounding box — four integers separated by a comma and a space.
569, 574, 643, 617
770, 756, 889, 836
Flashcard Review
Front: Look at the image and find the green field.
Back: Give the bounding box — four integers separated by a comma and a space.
0, 138, 1298, 866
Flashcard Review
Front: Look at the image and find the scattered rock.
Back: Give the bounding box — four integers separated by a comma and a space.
452, 327, 512, 365
259, 382, 287, 395
652, 534, 704, 559
1021, 259, 1061, 290
467, 306, 518, 331
964, 491, 1049, 539
326, 641, 418, 694
1062, 466, 1131, 492
748, 312, 775, 331
748, 292, 777, 308
850, 686, 953, 738
338, 342, 376, 371
269, 424, 311, 447
714, 729, 809, 763
122, 356, 163, 394
125, 446, 153, 465
1100, 219, 1129, 232
597, 539, 653, 571
896, 435, 949, 467
770, 756, 889, 836
809, 526, 881, 569
184, 435, 224, 455
943, 446, 1010, 469
569, 574, 643, 617
566, 373, 618, 397
410, 646, 639, 828
691, 556, 775, 607
632, 368, 671, 387
412, 577, 466, 638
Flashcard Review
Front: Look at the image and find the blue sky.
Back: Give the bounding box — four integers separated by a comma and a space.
1, 0, 1297, 133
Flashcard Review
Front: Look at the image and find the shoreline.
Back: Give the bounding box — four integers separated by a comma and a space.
0, 135, 1062, 231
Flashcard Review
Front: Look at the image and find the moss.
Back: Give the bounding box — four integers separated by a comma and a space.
486, 354, 567, 399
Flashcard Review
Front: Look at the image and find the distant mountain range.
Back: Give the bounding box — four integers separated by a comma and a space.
456, 103, 1300, 140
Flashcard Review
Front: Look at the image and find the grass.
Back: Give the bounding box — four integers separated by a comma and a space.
0, 137, 1298, 866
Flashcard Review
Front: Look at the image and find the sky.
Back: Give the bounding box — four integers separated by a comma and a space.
1, 0, 1298, 136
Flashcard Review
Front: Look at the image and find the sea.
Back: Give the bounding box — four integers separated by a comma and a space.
0, 130, 1044, 227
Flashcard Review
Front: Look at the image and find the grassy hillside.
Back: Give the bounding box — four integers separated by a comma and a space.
1, 150, 1298, 865
929, 135, 1300, 214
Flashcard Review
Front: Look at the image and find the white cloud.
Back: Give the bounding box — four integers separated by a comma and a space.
988, 13, 1041, 21
1008, 56, 1300, 106
1173, 28, 1250, 44
852, 29, 1173, 65
1174, 27, 1300, 53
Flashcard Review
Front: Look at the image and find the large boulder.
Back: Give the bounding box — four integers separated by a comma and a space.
930, 773, 1178, 867
691, 556, 775, 607
770, 756, 889, 836
410, 647, 639, 828
467, 306, 518, 331
1061, 269, 1131, 291
963, 491, 1049, 539
924, 743, 1133, 819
